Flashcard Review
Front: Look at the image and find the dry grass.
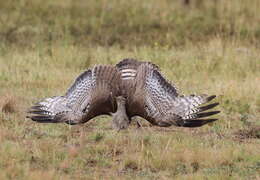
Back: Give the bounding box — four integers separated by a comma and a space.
0, 0, 259, 179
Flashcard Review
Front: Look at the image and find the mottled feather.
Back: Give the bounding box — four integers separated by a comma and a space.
123, 62, 220, 127
27, 65, 121, 125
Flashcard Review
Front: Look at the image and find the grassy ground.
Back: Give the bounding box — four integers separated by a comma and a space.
0, 0, 259, 179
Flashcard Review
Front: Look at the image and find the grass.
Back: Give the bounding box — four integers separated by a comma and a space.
0, 0, 260, 179
1, 0, 260, 48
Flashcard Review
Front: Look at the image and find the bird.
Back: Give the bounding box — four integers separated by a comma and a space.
111, 96, 130, 131
115, 58, 220, 128
27, 59, 220, 130
27, 65, 124, 125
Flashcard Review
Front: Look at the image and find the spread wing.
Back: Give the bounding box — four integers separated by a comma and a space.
130, 63, 220, 127
27, 65, 121, 125
116, 58, 165, 108
116, 58, 178, 116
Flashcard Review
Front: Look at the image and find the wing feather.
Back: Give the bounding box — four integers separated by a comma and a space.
131, 63, 220, 127
116, 58, 178, 117
116, 58, 161, 95
27, 65, 121, 124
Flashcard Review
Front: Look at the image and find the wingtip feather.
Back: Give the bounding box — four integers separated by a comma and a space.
196, 111, 221, 118
182, 118, 218, 127
206, 95, 217, 102
199, 102, 219, 112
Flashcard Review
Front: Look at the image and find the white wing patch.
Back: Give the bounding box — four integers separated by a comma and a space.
121, 68, 137, 80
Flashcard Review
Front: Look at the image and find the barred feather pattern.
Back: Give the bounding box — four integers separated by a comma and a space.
36, 96, 69, 116
169, 95, 211, 119
65, 69, 94, 111
116, 58, 159, 81
144, 67, 179, 117
27, 65, 120, 124
137, 63, 220, 127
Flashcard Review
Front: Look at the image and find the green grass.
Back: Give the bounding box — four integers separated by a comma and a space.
0, 0, 260, 179
1, 0, 260, 48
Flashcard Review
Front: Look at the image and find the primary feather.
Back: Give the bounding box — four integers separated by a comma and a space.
116, 59, 220, 128
27, 65, 121, 125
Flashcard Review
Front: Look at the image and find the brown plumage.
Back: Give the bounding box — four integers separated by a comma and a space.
27, 65, 122, 125
116, 59, 220, 127
27, 59, 220, 130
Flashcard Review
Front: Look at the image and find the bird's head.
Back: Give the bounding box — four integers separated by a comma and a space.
115, 96, 126, 105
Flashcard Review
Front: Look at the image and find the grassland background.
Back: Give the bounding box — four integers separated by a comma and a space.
0, 0, 259, 179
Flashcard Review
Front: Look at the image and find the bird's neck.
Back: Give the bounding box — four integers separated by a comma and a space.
116, 99, 126, 113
